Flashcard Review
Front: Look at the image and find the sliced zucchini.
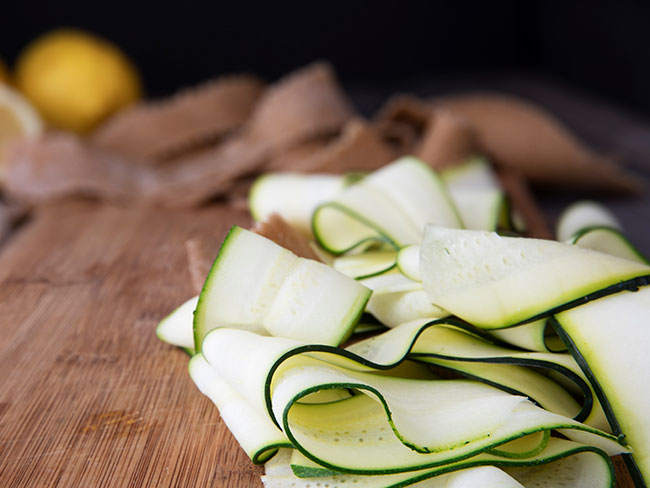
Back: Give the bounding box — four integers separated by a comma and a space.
156, 295, 198, 355
189, 354, 289, 463
556, 200, 621, 242
199, 328, 625, 476
168, 171, 649, 487
194, 226, 371, 350
360, 271, 423, 294
420, 226, 650, 328
396, 244, 421, 281
485, 430, 550, 459
359, 272, 447, 328
440, 156, 507, 232
348, 320, 606, 429
570, 226, 649, 265
250, 173, 346, 236
365, 287, 447, 329
448, 188, 506, 232
333, 250, 397, 279
488, 318, 567, 353
277, 372, 621, 474
313, 157, 462, 254
554, 286, 650, 486
264, 440, 615, 487
440, 156, 500, 189
407, 325, 606, 428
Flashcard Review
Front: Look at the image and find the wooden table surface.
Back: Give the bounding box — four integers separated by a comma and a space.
1, 78, 648, 487
0, 203, 265, 487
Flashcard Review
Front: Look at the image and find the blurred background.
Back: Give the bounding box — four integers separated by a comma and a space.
3, 0, 650, 115
1, 0, 649, 252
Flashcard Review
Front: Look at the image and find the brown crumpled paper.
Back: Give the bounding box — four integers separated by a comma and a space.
2, 65, 642, 216
252, 213, 322, 261
415, 109, 480, 170
374, 92, 642, 193
433, 93, 642, 193
1, 63, 357, 208
3, 133, 156, 205
92, 75, 265, 162
374, 94, 433, 154
245, 62, 355, 150
267, 119, 395, 174
146, 62, 357, 207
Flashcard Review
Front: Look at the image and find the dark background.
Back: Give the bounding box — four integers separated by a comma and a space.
3, 1, 650, 117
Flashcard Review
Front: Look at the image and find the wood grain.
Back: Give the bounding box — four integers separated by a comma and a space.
0, 202, 263, 487
0, 200, 635, 487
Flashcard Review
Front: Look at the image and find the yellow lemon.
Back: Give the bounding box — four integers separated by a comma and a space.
0, 84, 43, 176
15, 29, 141, 133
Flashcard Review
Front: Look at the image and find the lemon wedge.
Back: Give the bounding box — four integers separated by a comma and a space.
0, 84, 43, 175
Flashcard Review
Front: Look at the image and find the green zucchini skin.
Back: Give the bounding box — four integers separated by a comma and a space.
193, 225, 241, 351
570, 226, 650, 265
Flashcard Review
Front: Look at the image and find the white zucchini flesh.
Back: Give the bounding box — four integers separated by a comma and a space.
440, 156, 500, 189
420, 226, 650, 328
349, 321, 607, 429
365, 286, 448, 328
488, 318, 566, 353
554, 286, 650, 485
199, 328, 625, 475
275, 367, 623, 473
359, 272, 448, 327
397, 244, 421, 281
249, 173, 346, 236
556, 200, 621, 242
440, 156, 506, 232
263, 449, 530, 488
446, 188, 505, 232
312, 157, 463, 254
407, 325, 607, 429
154, 294, 385, 354
189, 354, 289, 463
503, 445, 614, 488
315, 186, 423, 251
366, 157, 463, 235
155, 295, 198, 353
570, 226, 649, 265
193, 226, 371, 349
396, 250, 568, 351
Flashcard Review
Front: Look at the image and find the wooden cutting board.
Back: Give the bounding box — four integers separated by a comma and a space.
0, 202, 264, 487
0, 201, 635, 487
